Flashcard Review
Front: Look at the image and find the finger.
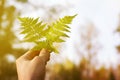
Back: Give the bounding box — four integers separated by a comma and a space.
20, 50, 40, 60
39, 48, 50, 62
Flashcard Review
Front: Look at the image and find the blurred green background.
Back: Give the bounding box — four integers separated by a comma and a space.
1, 0, 120, 80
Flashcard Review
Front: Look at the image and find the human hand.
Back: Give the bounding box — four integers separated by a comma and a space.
16, 49, 50, 80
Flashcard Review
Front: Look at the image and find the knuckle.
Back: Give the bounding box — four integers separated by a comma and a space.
34, 56, 41, 61
16, 58, 22, 64
16, 59, 20, 64
16, 59, 19, 63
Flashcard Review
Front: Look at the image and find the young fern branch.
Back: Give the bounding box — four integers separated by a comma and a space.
18, 15, 77, 53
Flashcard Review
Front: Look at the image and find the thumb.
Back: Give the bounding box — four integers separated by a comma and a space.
39, 48, 50, 62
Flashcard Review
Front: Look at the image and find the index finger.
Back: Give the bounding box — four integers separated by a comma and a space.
20, 50, 40, 60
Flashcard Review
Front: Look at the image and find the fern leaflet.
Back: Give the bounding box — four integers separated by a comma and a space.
19, 15, 76, 53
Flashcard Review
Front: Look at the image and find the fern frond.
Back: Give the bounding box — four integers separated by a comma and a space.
19, 15, 76, 53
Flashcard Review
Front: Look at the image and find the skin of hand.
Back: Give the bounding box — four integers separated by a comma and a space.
16, 48, 50, 80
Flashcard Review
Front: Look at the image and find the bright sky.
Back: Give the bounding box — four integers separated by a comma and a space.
10, 0, 120, 68
42, 0, 120, 68
68, 0, 120, 68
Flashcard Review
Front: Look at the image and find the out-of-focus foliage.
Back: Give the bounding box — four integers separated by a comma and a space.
75, 23, 100, 60
73, 24, 100, 80
0, 0, 25, 58
19, 15, 76, 53
115, 14, 120, 80
116, 14, 120, 53
0, 0, 26, 79
46, 58, 120, 80
0, 58, 17, 80
16, 0, 28, 3
116, 15, 120, 33
0, 0, 16, 57
48, 59, 80, 80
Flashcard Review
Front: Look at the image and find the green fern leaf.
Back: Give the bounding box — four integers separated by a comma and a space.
19, 15, 76, 53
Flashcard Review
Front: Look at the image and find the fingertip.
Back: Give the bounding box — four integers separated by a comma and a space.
39, 48, 51, 61
39, 48, 50, 56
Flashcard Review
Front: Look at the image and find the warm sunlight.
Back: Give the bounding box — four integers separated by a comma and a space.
1, 0, 120, 80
